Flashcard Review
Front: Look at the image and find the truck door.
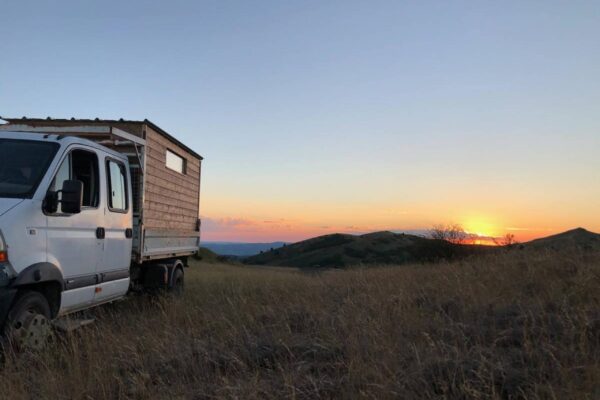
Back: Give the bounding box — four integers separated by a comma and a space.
93, 157, 132, 303
46, 147, 104, 313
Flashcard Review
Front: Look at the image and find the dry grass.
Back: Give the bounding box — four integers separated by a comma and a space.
1, 250, 599, 399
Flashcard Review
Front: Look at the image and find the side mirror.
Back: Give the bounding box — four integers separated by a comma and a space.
60, 180, 83, 214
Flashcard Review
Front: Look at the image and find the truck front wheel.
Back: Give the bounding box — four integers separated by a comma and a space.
5, 290, 52, 351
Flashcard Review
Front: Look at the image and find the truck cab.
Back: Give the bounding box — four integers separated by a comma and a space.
0, 132, 134, 346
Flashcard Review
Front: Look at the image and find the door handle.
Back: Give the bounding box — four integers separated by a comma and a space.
96, 227, 106, 239
125, 228, 133, 238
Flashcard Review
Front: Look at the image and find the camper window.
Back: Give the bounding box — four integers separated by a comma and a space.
166, 149, 186, 174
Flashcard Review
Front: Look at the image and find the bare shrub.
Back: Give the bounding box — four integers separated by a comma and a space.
429, 223, 468, 244
494, 233, 520, 247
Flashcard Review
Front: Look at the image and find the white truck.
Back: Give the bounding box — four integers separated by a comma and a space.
0, 117, 202, 348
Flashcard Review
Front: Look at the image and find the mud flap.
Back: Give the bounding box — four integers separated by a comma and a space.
0, 287, 18, 332
141, 264, 169, 290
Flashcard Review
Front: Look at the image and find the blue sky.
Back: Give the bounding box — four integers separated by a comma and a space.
2, 1, 599, 241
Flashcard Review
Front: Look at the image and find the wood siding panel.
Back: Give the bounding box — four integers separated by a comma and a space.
146, 130, 201, 168
143, 125, 201, 232
145, 163, 200, 191
144, 217, 196, 231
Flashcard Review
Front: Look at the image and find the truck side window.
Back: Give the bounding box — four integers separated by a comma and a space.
72, 151, 100, 208
49, 149, 100, 212
107, 160, 128, 212
50, 156, 71, 193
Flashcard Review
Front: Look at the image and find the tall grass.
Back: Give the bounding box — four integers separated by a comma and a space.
1, 249, 599, 399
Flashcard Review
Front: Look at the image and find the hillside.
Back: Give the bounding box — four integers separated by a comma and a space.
194, 247, 230, 263
203, 241, 287, 256
245, 228, 600, 268
523, 227, 600, 250
245, 231, 491, 268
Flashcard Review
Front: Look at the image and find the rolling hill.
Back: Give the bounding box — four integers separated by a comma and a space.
244, 231, 492, 268
522, 227, 600, 250
244, 228, 600, 268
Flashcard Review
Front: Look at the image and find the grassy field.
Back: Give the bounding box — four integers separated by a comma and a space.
1, 249, 599, 399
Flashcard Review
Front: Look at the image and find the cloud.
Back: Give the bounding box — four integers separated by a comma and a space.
263, 219, 286, 224
505, 227, 554, 232
202, 217, 258, 230
381, 209, 411, 216
201, 216, 298, 238
201, 215, 301, 242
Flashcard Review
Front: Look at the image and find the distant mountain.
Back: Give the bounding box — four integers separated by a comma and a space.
522, 228, 600, 251
202, 241, 287, 257
244, 231, 491, 268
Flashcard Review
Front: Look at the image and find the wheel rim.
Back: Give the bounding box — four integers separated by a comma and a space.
8, 309, 51, 351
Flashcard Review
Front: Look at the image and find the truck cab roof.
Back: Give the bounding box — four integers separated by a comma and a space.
0, 130, 129, 162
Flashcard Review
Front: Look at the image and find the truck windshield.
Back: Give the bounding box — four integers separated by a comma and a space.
0, 139, 59, 198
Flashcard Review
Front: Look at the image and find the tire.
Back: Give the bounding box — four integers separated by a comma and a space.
169, 268, 184, 296
5, 290, 52, 351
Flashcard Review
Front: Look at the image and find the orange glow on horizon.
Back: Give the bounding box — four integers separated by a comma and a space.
200, 196, 598, 244
200, 212, 555, 244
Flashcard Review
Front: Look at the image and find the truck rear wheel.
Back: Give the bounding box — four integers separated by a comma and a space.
5, 290, 52, 351
169, 268, 184, 296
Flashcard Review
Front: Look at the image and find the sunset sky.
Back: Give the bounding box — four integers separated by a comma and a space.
2, 1, 599, 243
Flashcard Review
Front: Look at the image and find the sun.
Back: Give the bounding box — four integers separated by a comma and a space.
462, 216, 499, 239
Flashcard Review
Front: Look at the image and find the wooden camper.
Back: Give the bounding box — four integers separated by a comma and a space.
0, 117, 202, 262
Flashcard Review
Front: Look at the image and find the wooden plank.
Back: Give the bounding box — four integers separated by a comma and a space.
144, 166, 199, 191
145, 229, 200, 238
144, 210, 189, 222
144, 187, 199, 205
145, 163, 200, 190
144, 183, 200, 206
145, 200, 199, 215
143, 209, 196, 222
144, 176, 199, 199
144, 217, 195, 231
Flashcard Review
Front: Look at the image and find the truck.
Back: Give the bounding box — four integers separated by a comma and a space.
0, 117, 202, 349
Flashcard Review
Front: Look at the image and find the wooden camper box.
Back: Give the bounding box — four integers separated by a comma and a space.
0, 117, 203, 263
